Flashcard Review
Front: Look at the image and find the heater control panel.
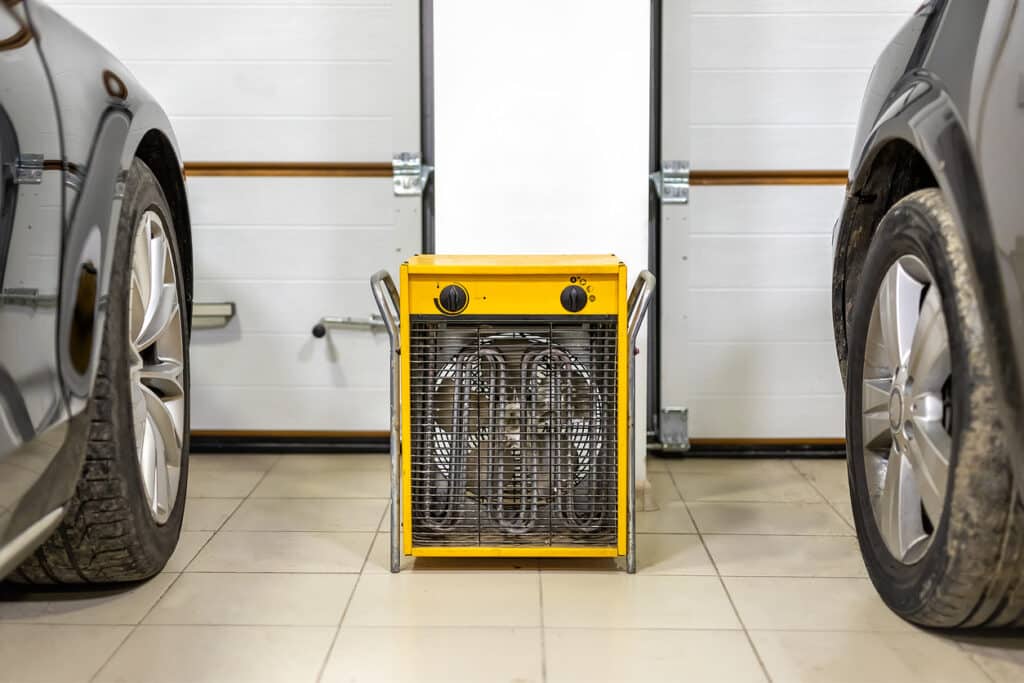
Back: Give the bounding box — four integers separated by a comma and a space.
402, 255, 625, 317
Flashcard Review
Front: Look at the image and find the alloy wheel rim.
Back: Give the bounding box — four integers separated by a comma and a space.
128, 209, 185, 525
862, 255, 953, 564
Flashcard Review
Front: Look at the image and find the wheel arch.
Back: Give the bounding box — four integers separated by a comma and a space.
832, 137, 938, 381
132, 128, 193, 323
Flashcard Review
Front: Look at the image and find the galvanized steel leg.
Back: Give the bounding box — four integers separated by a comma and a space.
371, 270, 402, 573
625, 271, 656, 574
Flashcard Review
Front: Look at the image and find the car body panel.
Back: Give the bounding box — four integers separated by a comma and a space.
833, 0, 1024, 493
0, 0, 190, 557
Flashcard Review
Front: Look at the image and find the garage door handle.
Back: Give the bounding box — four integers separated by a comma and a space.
311, 314, 386, 338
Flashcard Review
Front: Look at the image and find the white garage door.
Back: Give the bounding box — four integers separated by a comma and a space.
49, 0, 423, 431
658, 0, 921, 440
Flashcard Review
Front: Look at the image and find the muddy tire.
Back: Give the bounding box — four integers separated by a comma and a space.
846, 188, 1024, 627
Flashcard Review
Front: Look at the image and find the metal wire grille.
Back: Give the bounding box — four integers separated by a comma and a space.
408, 317, 619, 547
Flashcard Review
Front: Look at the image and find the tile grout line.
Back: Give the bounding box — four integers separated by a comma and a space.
786, 459, 857, 532
315, 500, 387, 682
85, 456, 281, 683
666, 467, 775, 683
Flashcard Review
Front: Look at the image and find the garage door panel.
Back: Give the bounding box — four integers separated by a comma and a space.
193, 228, 396, 281
691, 14, 912, 70
187, 178, 392, 227
686, 395, 845, 439
191, 387, 388, 431
172, 118, 391, 163
687, 342, 842, 397
690, 186, 845, 235
692, 70, 868, 126
691, 124, 856, 170
128, 62, 391, 118
191, 334, 387, 389
194, 282, 380, 335
50, 6, 391, 61
691, 1, 919, 13
687, 290, 835, 343
689, 234, 833, 289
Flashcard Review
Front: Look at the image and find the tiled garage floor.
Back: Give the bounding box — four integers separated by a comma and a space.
1, 454, 1022, 682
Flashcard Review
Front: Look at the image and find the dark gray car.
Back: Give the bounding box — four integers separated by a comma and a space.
0, 1, 192, 582
833, 0, 1024, 627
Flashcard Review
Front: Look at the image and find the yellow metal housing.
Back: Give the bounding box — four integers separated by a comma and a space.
400, 255, 630, 558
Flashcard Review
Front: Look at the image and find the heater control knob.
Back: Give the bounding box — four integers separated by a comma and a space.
560, 285, 588, 313
438, 284, 468, 313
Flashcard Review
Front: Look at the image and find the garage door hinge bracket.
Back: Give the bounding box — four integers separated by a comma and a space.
653, 407, 690, 452
11, 154, 44, 185
650, 160, 689, 205
392, 152, 433, 196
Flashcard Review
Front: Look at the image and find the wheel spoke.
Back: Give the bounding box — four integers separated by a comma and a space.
862, 377, 893, 450
138, 359, 185, 397
140, 380, 184, 458
907, 416, 950, 522
908, 286, 950, 394
878, 262, 925, 370
138, 417, 158, 505
877, 446, 926, 561
152, 431, 169, 519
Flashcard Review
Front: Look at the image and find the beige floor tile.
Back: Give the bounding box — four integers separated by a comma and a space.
224, 498, 387, 532
673, 468, 824, 503
542, 574, 740, 629
345, 573, 541, 627
689, 501, 853, 536
164, 530, 214, 572
251, 468, 390, 498
0, 624, 131, 683
955, 635, 1024, 683
638, 499, 697, 533
637, 533, 716, 575
188, 531, 373, 573
704, 534, 866, 577
94, 625, 334, 683
187, 468, 267, 498
145, 573, 357, 626
725, 577, 911, 631
646, 454, 671, 472
189, 454, 280, 473
0, 573, 175, 625
750, 630, 991, 683
648, 472, 681, 501
364, 533, 539, 573
834, 500, 856, 529
666, 457, 802, 475
545, 629, 767, 683
792, 458, 851, 502
322, 626, 543, 683
183, 498, 243, 531
270, 453, 390, 472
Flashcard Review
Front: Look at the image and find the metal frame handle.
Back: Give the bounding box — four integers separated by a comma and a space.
625, 270, 656, 574
370, 270, 402, 572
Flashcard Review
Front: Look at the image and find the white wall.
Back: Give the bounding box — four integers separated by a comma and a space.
432, 0, 651, 473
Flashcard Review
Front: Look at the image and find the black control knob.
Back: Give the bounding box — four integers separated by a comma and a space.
561, 285, 588, 313
312, 323, 327, 338
438, 284, 468, 314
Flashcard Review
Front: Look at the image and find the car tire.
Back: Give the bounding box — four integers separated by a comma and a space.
846, 188, 1024, 627
14, 158, 190, 583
